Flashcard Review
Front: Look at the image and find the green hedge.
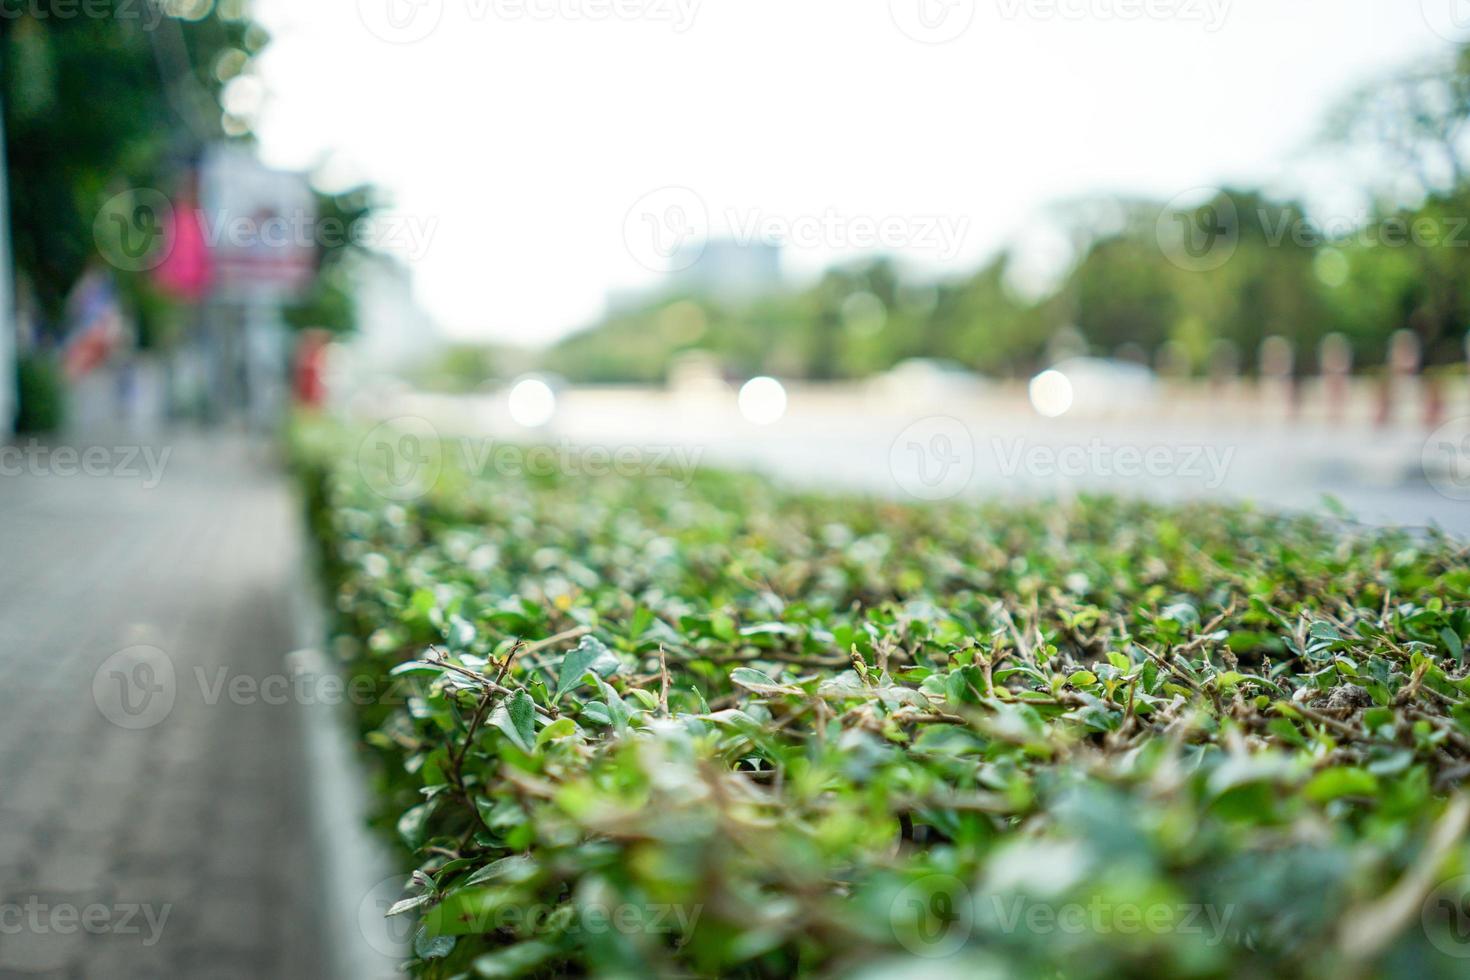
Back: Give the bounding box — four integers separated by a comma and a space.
14, 353, 65, 434
293, 422, 1470, 979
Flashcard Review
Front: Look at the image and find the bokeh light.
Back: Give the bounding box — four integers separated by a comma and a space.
1028, 369, 1073, 418
508, 377, 557, 427
738, 376, 787, 426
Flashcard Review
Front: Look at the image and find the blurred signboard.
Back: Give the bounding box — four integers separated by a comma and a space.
200, 144, 316, 302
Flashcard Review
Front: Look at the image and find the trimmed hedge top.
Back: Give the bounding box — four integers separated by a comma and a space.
295, 423, 1470, 979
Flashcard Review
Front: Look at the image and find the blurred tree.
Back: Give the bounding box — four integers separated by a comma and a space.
1325, 44, 1470, 365
1, 5, 258, 326
544, 46, 1470, 383
1326, 46, 1470, 196
929, 253, 1055, 376
283, 184, 378, 335
1066, 233, 1178, 355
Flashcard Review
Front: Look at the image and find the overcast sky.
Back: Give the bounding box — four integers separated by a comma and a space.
249, 0, 1463, 345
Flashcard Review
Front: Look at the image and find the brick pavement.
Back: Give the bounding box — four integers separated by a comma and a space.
0, 433, 327, 979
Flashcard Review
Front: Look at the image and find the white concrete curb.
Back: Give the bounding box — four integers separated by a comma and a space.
286, 514, 408, 980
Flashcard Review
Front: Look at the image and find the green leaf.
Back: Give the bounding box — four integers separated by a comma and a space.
414, 927, 456, 960
424, 887, 522, 936
555, 636, 621, 702
740, 621, 801, 637
397, 802, 432, 850
1268, 716, 1306, 747
711, 612, 737, 641
474, 940, 558, 977
535, 716, 578, 746
390, 660, 445, 677
1213, 671, 1248, 690
1303, 766, 1378, 802
1309, 623, 1341, 643
596, 676, 632, 731
508, 689, 536, 747
464, 854, 539, 887
490, 690, 537, 752
731, 666, 801, 695
1441, 627, 1465, 667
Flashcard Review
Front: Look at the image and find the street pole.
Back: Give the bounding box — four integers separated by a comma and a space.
0, 86, 15, 436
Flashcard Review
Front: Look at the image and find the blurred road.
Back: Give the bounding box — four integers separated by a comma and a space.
383, 386, 1470, 537
0, 434, 325, 979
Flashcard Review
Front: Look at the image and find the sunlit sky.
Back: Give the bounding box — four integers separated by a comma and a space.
249, 0, 1463, 345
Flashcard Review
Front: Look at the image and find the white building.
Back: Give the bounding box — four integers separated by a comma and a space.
344, 251, 441, 380
671, 239, 782, 303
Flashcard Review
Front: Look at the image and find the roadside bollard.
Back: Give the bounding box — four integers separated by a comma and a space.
1318, 333, 1352, 425
1376, 329, 1421, 429
1259, 335, 1296, 421
1424, 373, 1445, 431
1464, 331, 1470, 419
1208, 339, 1241, 407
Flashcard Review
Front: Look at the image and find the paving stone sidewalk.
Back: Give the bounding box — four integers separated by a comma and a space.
0, 433, 327, 979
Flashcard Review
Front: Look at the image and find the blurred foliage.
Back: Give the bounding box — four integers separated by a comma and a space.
295, 420, 1470, 978
1, 3, 253, 323
549, 49, 1470, 383
420, 342, 544, 393
283, 184, 379, 335
1, 6, 381, 344
13, 351, 63, 432
282, 258, 356, 336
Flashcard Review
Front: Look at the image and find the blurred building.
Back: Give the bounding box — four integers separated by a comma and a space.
672, 239, 782, 302
344, 251, 442, 379
610, 238, 785, 314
